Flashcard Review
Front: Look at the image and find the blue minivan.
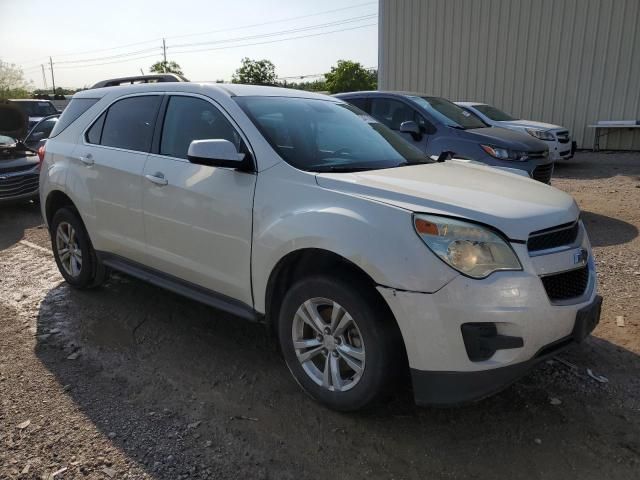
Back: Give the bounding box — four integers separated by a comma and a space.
336, 91, 554, 183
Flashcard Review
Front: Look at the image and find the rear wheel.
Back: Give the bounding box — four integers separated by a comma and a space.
50, 207, 107, 289
278, 275, 401, 411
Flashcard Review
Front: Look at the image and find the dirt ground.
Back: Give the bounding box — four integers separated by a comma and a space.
1, 151, 639, 480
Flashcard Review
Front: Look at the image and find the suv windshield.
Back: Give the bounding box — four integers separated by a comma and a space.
410, 96, 487, 130
473, 104, 517, 121
235, 96, 429, 172
12, 101, 58, 117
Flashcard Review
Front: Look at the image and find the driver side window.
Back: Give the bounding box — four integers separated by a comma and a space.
160, 96, 243, 160
370, 98, 415, 131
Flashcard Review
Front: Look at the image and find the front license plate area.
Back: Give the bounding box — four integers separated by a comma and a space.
572, 295, 602, 342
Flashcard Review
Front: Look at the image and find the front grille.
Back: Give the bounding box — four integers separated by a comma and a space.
527, 221, 579, 252
0, 173, 39, 199
556, 131, 570, 143
527, 150, 548, 159
541, 266, 589, 301
0, 163, 38, 174
532, 163, 553, 183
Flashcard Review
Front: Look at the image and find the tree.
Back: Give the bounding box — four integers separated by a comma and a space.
149, 60, 183, 75
280, 79, 328, 92
232, 58, 277, 85
0, 60, 32, 99
324, 60, 377, 94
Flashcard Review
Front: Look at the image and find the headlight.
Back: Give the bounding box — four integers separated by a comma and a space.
413, 214, 522, 279
525, 128, 555, 141
480, 144, 527, 162
480, 144, 510, 159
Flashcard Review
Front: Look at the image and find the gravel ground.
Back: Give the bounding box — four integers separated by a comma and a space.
1, 151, 639, 480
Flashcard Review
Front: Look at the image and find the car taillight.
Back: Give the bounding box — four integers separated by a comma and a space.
37, 144, 46, 169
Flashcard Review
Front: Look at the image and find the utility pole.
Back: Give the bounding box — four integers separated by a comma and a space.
41, 64, 48, 90
49, 57, 56, 97
162, 38, 167, 67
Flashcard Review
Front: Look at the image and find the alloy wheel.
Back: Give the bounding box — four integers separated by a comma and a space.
291, 297, 365, 392
55, 221, 82, 278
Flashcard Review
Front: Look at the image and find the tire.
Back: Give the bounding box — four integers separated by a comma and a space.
50, 207, 108, 289
278, 275, 401, 411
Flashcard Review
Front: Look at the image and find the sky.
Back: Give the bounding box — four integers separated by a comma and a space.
0, 0, 379, 90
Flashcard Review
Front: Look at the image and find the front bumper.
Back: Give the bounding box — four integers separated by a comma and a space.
378, 230, 599, 406
474, 154, 552, 181
549, 138, 575, 161
410, 295, 601, 405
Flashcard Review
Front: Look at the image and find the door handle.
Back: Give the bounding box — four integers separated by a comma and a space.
78, 153, 94, 166
145, 172, 168, 186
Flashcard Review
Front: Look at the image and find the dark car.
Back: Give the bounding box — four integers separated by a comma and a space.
335, 92, 554, 183
0, 101, 55, 203
9, 98, 60, 130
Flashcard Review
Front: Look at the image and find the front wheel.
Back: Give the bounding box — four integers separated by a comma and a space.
278, 275, 401, 411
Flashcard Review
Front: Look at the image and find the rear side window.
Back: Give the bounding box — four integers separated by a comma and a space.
100, 96, 161, 152
49, 98, 99, 138
86, 112, 106, 144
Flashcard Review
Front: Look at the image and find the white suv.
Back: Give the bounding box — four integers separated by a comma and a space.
40, 82, 601, 411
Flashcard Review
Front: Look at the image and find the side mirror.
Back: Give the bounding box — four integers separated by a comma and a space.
187, 139, 246, 169
400, 121, 422, 140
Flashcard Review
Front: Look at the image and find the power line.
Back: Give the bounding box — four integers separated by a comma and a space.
54, 46, 161, 65
55, 21, 377, 71
277, 66, 377, 81
165, 1, 376, 40
10, 2, 375, 68
51, 38, 161, 59
169, 23, 377, 57
21, 65, 44, 73
10, 38, 162, 67
58, 23, 378, 70
51, 16, 377, 70
54, 52, 163, 70
169, 14, 376, 50
278, 73, 326, 80
29, 12, 375, 70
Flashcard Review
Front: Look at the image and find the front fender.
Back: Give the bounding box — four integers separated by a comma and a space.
251, 164, 458, 313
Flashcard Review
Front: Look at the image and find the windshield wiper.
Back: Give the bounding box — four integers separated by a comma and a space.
448, 124, 466, 130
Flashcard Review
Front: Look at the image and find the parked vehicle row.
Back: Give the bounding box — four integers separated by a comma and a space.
337, 92, 559, 183
40, 80, 600, 411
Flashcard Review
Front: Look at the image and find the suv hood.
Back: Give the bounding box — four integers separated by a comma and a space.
497, 119, 565, 131
464, 126, 548, 152
0, 101, 28, 140
316, 162, 578, 240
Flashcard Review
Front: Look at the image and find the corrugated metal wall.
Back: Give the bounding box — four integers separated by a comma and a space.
379, 0, 640, 150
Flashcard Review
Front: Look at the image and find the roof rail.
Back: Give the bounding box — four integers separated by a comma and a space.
89, 74, 189, 89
